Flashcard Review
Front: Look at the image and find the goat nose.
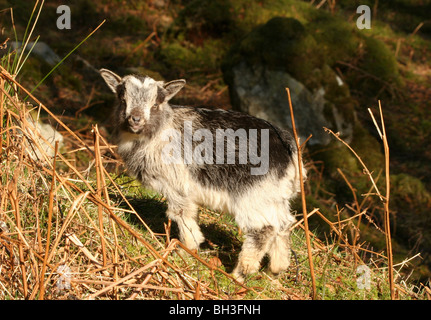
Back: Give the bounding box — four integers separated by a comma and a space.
132, 115, 141, 124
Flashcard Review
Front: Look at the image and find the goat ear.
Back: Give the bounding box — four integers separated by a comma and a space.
100, 68, 122, 94
163, 79, 186, 101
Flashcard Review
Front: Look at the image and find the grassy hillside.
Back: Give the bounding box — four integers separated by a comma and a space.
0, 0, 430, 299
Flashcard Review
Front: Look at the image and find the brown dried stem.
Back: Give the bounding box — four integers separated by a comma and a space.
286, 87, 316, 299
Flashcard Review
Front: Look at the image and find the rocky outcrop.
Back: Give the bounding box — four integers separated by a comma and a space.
228, 61, 355, 145
222, 17, 359, 146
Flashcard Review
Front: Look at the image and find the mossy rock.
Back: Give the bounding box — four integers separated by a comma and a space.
311, 65, 351, 101
310, 123, 384, 181
222, 14, 361, 111
158, 39, 224, 79
304, 7, 402, 97
313, 65, 358, 135
222, 16, 363, 146
223, 17, 325, 89
391, 173, 431, 209
307, 11, 364, 67
349, 124, 385, 173
389, 173, 431, 279
309, 122, 386, 202
331, 34, 403, 98
311, 140, 360, 177
359, 36, 403, 92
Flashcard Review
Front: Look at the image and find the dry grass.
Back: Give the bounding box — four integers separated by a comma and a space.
0, 66, 429, 300
0, 66, 249, 300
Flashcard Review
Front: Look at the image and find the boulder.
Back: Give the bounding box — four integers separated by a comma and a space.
222, 17, 357, 146
25, 113, 64, 161
228, 61, 355, 145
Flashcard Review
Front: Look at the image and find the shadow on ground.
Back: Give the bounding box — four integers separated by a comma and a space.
113, 195, 242, 273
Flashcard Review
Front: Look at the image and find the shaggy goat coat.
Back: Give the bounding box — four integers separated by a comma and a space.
100, 68, 305, 281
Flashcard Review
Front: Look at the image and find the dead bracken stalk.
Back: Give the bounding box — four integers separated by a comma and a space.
39, 141, 58, 300
286, 88, 316, 299
369, 101, 395, 300
323, 127, 384, 202
93, 125, 107, 266
324, 101, 395, 299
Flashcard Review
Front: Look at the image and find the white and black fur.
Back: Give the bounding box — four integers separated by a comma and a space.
100, 68, 306, 282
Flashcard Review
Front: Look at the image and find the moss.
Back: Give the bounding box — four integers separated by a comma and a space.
389, 173, 431, 279
158, 39, 225, 78
335, 35, 403, 98
107, 13, 149, 36
307, 12, 363, 66
308, 123, 388, 206
339, 0, 431, 35
158, 42, 193, 68
313, 141, 360, 177
226, 0, 314, 35
223, 17, 325, 88
312, 65, 358, 130
361, 36, 402, 86
16, 56, 47, 86
305, 8, 402, 97
349, 124, 385, 173
391, 173, 431, 207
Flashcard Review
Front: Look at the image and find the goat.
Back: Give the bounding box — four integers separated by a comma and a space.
100, 68, 306, 282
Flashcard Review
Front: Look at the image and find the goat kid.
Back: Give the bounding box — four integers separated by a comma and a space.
100, 68, 305, 282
